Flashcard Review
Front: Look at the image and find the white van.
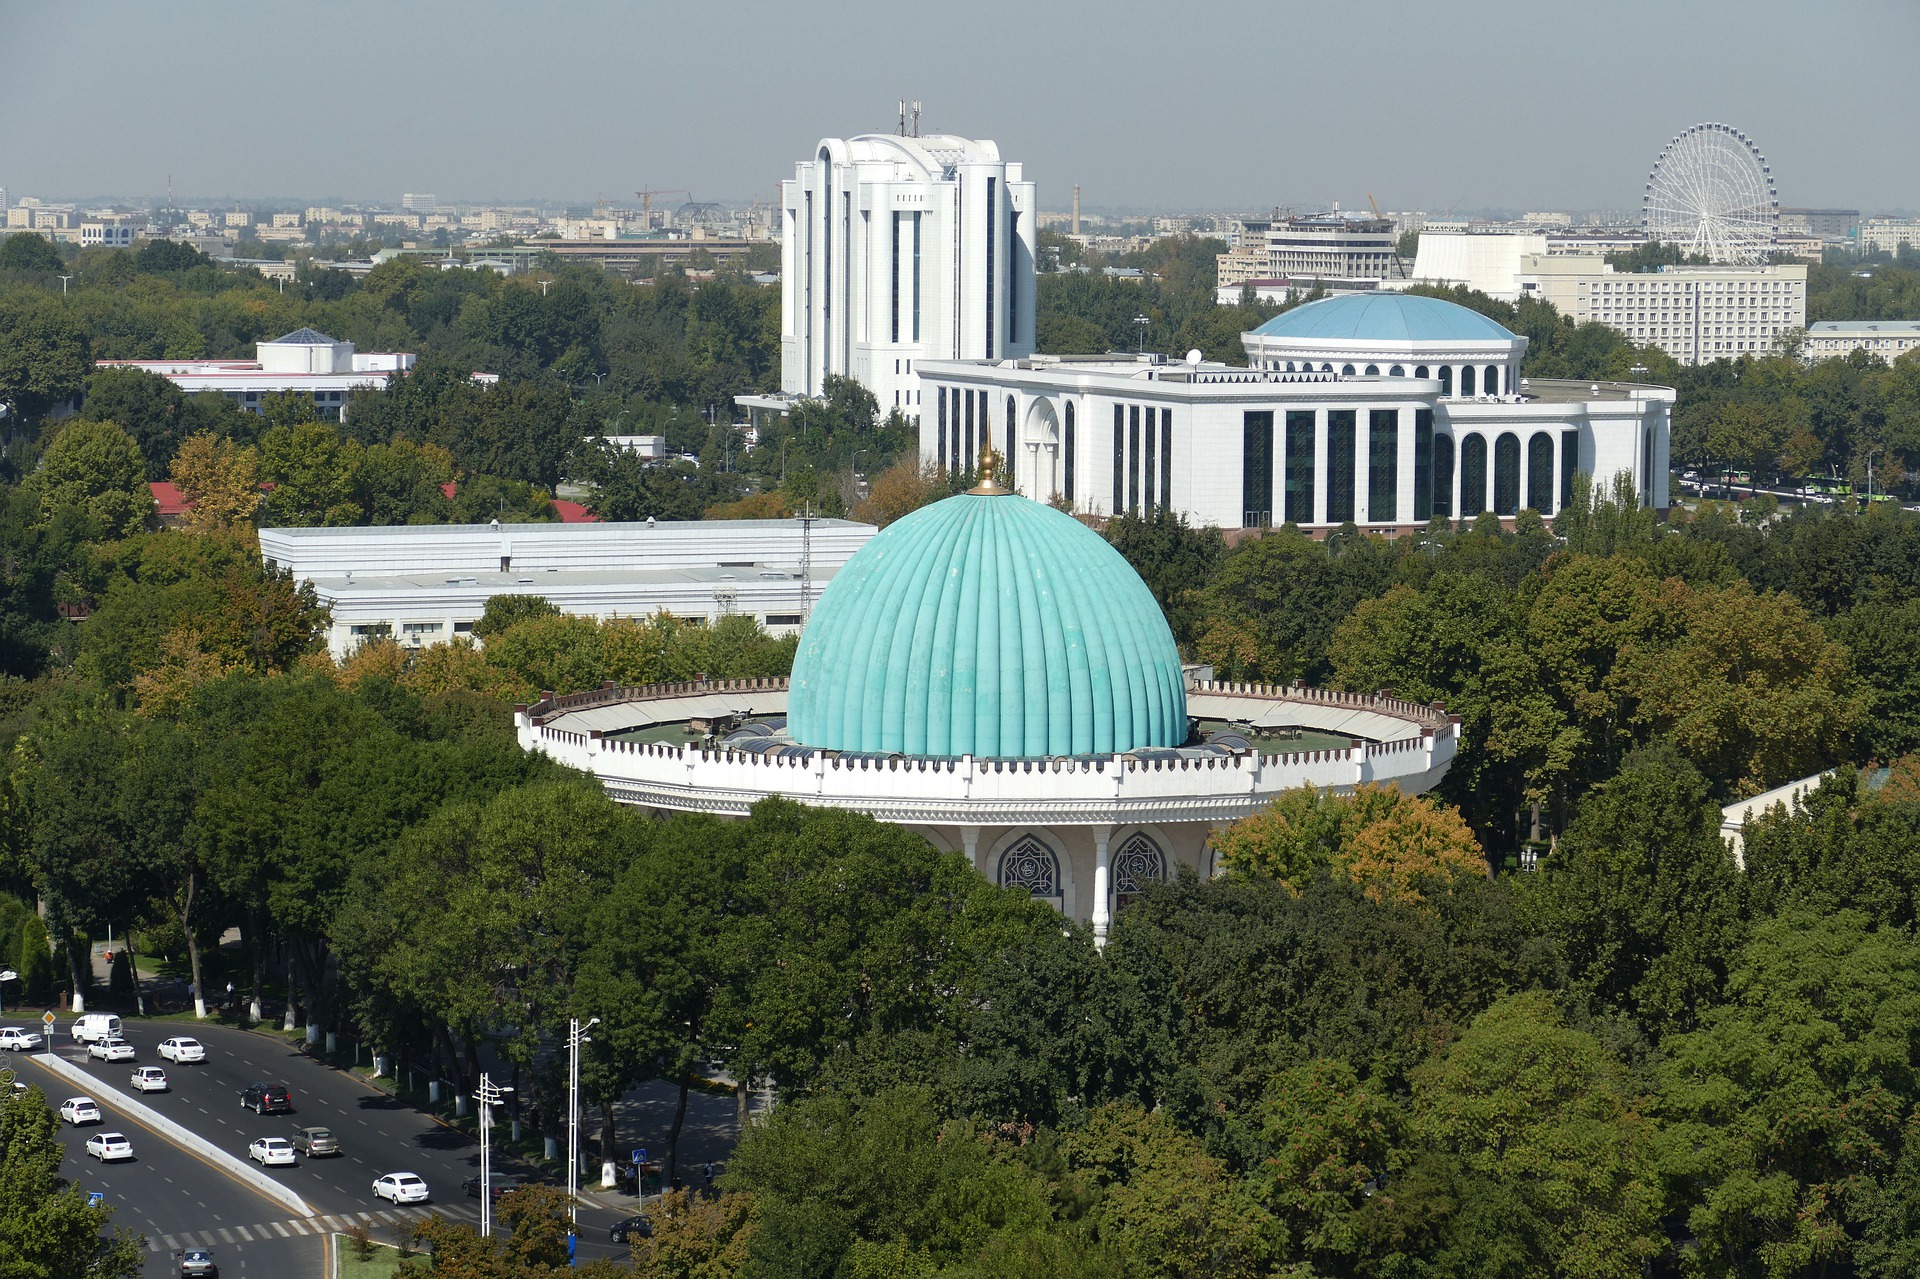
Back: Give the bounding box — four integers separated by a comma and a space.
70, 1014, 122, 1044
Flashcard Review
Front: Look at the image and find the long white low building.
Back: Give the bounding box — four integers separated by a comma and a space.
919, 293, 1674, 532
259, 518, 877, 658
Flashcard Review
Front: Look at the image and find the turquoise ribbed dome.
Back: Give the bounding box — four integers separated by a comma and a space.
788, 491, 1187, 758
1249, 293, 1518, 342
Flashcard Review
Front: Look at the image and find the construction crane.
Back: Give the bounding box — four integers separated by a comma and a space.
635, 188, 691, 229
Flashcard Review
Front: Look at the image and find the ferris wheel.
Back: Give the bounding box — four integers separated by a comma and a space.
1642, 122, 1779, 264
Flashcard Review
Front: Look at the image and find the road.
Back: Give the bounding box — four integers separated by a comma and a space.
6, 1017, 639, 1275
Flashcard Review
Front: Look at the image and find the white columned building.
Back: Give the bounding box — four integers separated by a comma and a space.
780, 133, 1036, 418
918, 293, 1675, 531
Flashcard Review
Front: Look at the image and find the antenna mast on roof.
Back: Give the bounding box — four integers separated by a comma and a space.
799, 505, 815, 619
911, 100, 921, 138
898, 99, 907, 137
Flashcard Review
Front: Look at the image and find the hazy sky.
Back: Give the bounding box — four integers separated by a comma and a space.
4, 0, 1916, 214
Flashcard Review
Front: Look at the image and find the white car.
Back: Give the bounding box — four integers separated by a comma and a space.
85, 1131, 133, 1162
249, 1137, 297, 1167
0, 1027, 42, 1051
130, 1067, 168, 1093
372, 1172, 430, 1204
59, 1097, 101, 1126
157, 1037, 206, 1064
87, 1038, 136, 1062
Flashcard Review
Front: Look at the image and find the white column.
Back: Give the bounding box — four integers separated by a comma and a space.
1519, 436, 1532, 513
1355, 407, 1372, 524
961, 826, 981, 874
1311, 410, 1327, 526
1485, 438, 1497, 516
1091, 826, 1113, 949
1397, 409, 1416, 528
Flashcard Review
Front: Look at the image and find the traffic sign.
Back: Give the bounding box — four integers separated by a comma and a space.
633, 1147, 647, 1164
41, 1012, 54, 1029
87, 1192, 103, 1208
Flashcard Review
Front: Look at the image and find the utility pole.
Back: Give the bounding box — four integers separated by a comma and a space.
475, 1073, 514, 1239
57, 276, 72, 296
565, 1017, 598, 1249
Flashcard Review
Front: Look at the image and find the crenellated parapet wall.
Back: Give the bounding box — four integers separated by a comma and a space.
515, 677, 1459, 828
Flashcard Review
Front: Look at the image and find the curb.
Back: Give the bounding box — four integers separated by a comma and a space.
24, 1050, 313, 1219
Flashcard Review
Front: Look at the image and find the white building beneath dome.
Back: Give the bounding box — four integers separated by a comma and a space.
780, 133, 1036, 417
917, 293, 1674, 532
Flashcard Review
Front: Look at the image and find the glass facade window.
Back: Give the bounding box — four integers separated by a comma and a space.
1527, 433, 1555, 512
1142, 409, 1157, 508
1413, 409, 1433, 522
1128, 406, 1141, 514
964, 390, 975, 469
1242, 410, 1274, 528
1643, 426, 1655, 503
1113, 406, 1124, 514
1368, 409, 1398, 523
937, 387, 948, 467
1561, 430, 1579, 510
911, 211, 922, 341
1460, 435, 1487, 516
1284, 411, 1315, 525
985, 177, 997, 357
1326, 410, 1356, 524
1160, 410, 1172, 509
890, 212, 901, 343
1493, 432, 1520, 515
1433, 433, 1454, 518
1064, 402, 1076, 504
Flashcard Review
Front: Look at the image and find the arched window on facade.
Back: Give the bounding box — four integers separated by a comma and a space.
999, 836, 1060, 901
1390, 365, 1405, 377
1111, 833, 1165, 911
1460, 365, 1477, 396
1415, 365, 1429, 378
1484, 365, 1501, 396
1433, 433, 1455, 518
1321, 363, 1334, 373
1342, 364, 1356, 376
1438, 366, 1453, 395
1526, 433, 1555, 512
1493, 432, 1521, 515
1365, 364, 1379, 375
1459, 434, 1487, 516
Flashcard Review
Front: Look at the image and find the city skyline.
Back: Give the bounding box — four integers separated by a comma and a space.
3, 0, 1916, 213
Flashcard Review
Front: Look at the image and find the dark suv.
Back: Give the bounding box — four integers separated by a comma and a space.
239, 1082, 292, 1114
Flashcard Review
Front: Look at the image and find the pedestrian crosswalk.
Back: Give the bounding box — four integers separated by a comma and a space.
149, 1202, 482, 1251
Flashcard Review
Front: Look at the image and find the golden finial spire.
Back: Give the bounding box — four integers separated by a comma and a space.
968, 445, 1011, 495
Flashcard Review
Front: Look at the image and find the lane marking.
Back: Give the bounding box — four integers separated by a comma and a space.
273, 1222, 291, 1237
161, 1234, 178, 1249
218, 1228, 234, 1243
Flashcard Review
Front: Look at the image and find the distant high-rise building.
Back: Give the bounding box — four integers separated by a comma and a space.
780, 133, 1036, 418
402, 193, 438, 213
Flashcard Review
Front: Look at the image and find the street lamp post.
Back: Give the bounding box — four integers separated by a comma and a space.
57, 276, 72, 296
1133, 315, 1149, 354
565, 1016, 598, 1248
475, 1073, 514, 1239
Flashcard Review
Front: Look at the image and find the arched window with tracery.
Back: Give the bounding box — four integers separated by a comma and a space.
999, 836, 1059, 900
1111, 833, 1165, 910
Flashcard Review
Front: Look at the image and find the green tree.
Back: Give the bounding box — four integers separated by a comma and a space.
474, 594, 561, 639
83, 367, 192, 478
0, 232, 64, 274
0, 1085, 145, 1276
1522, 744, 1743, 1035
258, 421, 358, 525
0, 292, 89, 422
1656, 911, 1920, 1278
1409, 993, 1664, 1279
23, 419, 152, 538
1103, 510, 1226, 651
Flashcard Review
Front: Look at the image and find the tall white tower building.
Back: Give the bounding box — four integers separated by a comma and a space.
781, 134, 1036, 418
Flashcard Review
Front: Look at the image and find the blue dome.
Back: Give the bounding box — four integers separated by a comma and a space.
1250, 293, 1517, 343
788, 491, 1187, 758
